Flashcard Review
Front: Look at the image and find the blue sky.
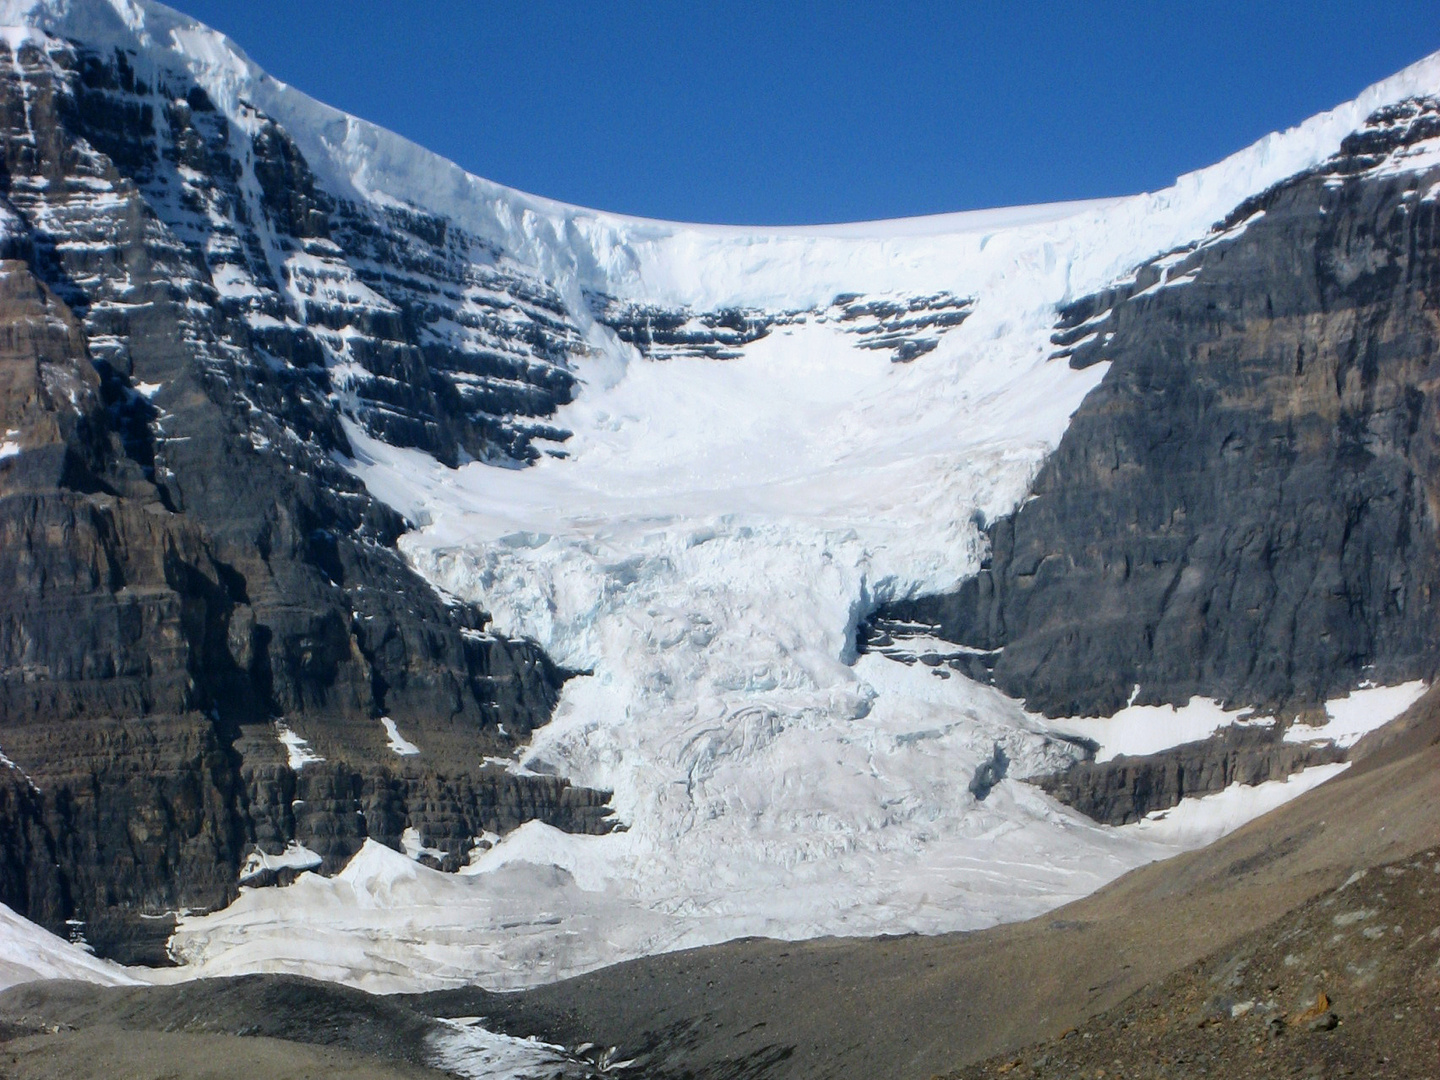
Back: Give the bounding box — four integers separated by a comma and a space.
176, 1, 1440, 225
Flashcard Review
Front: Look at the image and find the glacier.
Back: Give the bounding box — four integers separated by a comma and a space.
1, 0, 1437, 994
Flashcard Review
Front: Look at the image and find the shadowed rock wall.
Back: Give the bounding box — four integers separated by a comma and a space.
0, 37, 612, 960
871, 99, 1440, 721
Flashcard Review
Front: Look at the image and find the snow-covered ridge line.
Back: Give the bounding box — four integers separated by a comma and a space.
2, 1, 1439, 308
176, 36, 1440, 308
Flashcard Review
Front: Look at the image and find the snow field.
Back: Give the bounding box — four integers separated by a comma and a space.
1283, 682, 1429, 750
1043, 683, 1425, 765
1123, 763, 1353, 848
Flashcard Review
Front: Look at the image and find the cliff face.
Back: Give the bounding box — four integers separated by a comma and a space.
1033, 726, 1348, 826
0, 35, 612, 959
869, 98, 1440, 721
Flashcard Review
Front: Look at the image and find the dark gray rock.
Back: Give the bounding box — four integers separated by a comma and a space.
870, 97, 1440, 720
0, 35, 613, 956
968, 743, 1009, 801
589, 290, 971, 363
1035, 725, 1347, 826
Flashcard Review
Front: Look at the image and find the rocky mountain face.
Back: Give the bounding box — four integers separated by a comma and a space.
2, 0, 1439, 979
0, 16, 1007, 965
869, 97, 1440, 724
0, 33, 614, 960
589, 290, 973, 362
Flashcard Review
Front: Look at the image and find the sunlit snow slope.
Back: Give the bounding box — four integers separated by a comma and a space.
5, 0, 1439, 993
0, 902, 142, 992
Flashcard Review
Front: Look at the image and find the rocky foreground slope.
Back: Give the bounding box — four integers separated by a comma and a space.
946, 852, 1440, 1080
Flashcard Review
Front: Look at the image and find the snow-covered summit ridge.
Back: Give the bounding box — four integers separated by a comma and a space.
3, 0, 1440, 311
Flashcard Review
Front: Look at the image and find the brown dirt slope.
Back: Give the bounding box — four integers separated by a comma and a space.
0, 974, 448, 1080
945, 851, 1440, 1080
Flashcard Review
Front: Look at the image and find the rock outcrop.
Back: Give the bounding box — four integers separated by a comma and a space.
589, 290, 972, 362
0, 33, 613, 958
869, 97, 1440, 720
1034, 725, 1347, 826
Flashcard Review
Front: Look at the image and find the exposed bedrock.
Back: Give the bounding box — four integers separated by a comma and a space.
1035, 725, 1347, 826
0, 37, 613, 956
870, 98, 1440, 721
588, 289, 973, 363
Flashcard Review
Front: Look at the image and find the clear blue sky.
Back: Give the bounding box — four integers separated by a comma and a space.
174, 0, 1440, 226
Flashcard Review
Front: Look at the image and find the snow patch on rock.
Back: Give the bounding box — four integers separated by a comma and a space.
239, 842, 323, 883
380, 716, 420, 757
1120, 763, 1353, 847
1284, 681, 1429, 749
0, 901, 146, 992
274, 721, 322, 770
1049, 697, 1277, 763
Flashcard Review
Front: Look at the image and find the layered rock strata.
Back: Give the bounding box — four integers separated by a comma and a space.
1033, 725, 1348, 826
589, 289, 972, 362
0, 34, 613, 958
869, 98, 1440, 724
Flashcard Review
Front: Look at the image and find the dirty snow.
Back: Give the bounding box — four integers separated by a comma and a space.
429, 1017, 604, 1080
1284, 681, 1429, 749
0, 901, 146, 992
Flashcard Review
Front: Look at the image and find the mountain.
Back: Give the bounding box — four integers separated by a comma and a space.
0, 0, 1437, 1052
0, 0, 619, 962
869, 96, 1440, 719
